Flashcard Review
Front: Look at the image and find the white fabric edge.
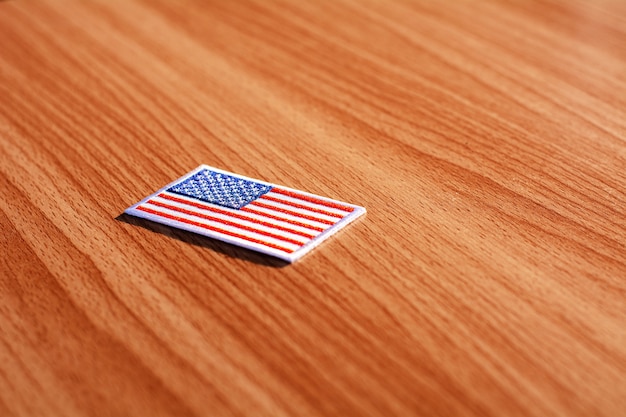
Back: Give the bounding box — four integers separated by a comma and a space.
124, 206, 297, 261
287, 206, 367, 262
125, 165, 367, 263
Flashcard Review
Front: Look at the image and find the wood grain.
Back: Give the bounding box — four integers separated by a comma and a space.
1, 0, 625, 416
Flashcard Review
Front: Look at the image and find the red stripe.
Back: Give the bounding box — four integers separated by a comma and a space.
136, 206, 295, 253
146, 200, 305, 246
260, 195, 344, 218
249, 201, 336, 225
239, 207, 325, 232
159, 193, 315, 239
272, 188, 354, 212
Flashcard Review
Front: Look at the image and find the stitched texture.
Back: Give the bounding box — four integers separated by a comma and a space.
168, 169, 272, 209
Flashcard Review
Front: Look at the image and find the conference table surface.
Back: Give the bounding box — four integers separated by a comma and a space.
1, 0, 625, 416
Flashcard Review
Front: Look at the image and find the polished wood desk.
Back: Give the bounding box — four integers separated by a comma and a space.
1, 1, 625, 416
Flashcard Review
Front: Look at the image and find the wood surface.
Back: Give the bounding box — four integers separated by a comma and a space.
1, 0, 625, 416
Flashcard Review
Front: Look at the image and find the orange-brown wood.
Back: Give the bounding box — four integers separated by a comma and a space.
1, 0, 625, 416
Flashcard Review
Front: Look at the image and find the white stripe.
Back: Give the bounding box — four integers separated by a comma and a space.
149, 196, 317, 243
138, 203, 304, 251
244, 202, 336, 229
251, 199, 340, 223
161, 191, 327, 235
262, 191, 350, 217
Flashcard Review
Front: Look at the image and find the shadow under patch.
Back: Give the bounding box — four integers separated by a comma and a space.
116, 213, 290, 268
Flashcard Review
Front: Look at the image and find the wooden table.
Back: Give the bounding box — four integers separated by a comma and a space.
1, 1, 625, 416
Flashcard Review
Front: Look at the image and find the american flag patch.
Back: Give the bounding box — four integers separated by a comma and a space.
125, 165, 366, 263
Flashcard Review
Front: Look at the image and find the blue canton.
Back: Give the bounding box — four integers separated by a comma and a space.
168, 169, 272, 209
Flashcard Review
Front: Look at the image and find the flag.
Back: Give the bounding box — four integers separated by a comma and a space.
125, 165, 366, 262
